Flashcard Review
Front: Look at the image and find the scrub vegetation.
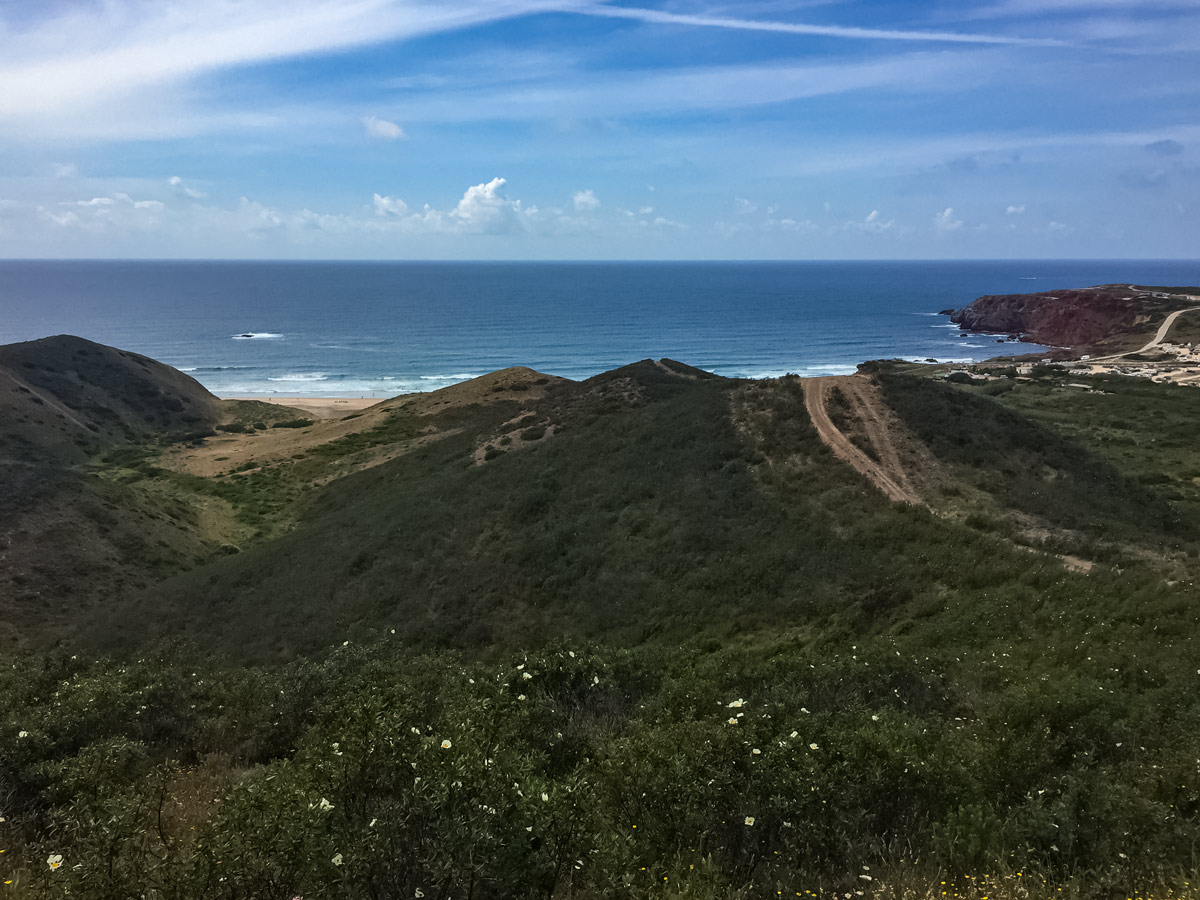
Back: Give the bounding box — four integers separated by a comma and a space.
2, 339, 1200, 898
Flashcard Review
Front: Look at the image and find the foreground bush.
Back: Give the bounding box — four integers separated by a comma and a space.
1, 635, 1197, 898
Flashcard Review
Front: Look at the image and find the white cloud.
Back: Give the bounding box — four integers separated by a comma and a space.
1006, 204, 1026, 214
0, 2, 570, 120
51, 163, 77, 178
447, 177, 526, 233
638, 206, 654, 215
581, 5, 1062, 46
847, 209, 895, 233
169, 176, 207, 199
572, 189, 600, 211
363, 115, 406, 141
735, 197, 758, 215
373, 193, 409, 216
934, 207, 964, 231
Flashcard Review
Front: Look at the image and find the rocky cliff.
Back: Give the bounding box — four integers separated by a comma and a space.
946, 284, 1188, 348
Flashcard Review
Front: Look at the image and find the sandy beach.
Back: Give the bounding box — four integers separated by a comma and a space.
221, 395, 382, 419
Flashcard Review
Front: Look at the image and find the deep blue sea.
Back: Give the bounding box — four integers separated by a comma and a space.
2, 260, 1198, 396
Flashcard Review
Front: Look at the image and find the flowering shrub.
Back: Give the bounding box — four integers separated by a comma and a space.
0, 636, 1197, 898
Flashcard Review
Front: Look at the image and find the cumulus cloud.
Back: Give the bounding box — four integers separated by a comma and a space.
934, 207, 964, 231
169, 176, 207, 199
447, 177, 526, 233
363, 115, 406, 141
572, 189, 600, 211
848, 209, 895, 233
40, 191, 168, 232
373, 193, 409, 216
20, 176, 685, 249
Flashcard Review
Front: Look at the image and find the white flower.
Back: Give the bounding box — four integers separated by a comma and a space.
809, 743, 819, 750
859, 874, 873, 881
751, 748, 761, 755
518, 694, 526, 701
522, 672, 532, 680
517, 664, 525, 670
415, 890, 425, 898
727, 698, 745, 708
568, 651, 575, 658
593, 675, 599, 684
744, 816, 755, 826
17, 731, 29, 739
331, 853, 343, 866
318, 798, 334, 812
541, 792, 549, 802
800, 707, 810, 714
47, 854, 64, 871
441, 739, 452, 749
411, 727, 420, 734
368, 818, 377, 827
332, 742, 343, 756
790, 731, 799, 738
727, 717, 738, 726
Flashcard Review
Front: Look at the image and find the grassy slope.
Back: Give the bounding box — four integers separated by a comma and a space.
5, 354, 1200, 895
96, 363, 1194, 663
0, 337, 300, 646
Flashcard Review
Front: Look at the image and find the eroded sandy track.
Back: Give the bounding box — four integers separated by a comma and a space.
802, 375, 921, 505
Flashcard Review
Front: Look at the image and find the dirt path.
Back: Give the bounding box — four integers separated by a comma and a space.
652, 358, 697, 379
1091, 305, 1200, 362
802, 376, 920, 504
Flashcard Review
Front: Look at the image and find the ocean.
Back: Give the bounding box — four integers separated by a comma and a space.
2, 259, 1198, 397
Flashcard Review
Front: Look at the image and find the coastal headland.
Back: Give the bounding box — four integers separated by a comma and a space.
941, 282, 1200, 385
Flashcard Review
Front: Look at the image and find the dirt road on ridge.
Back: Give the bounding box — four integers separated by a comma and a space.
802, 376, 920, 505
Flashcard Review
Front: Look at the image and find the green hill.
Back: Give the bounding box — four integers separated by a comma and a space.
3, 339, 1200, 898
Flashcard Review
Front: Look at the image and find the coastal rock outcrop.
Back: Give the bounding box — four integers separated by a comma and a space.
947, 285, 1188, 348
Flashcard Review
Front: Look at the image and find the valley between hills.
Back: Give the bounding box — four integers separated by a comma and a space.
2, 286, 1200, 899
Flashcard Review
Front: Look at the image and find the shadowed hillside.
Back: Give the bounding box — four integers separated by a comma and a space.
0, 335, 221, 463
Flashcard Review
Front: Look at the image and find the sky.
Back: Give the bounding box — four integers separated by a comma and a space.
0, 0, 1197, 260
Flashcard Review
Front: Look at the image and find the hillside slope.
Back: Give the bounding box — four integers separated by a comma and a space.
97, 358, 1197, 659
0, 336, 290, 644
0, 335, 221, 464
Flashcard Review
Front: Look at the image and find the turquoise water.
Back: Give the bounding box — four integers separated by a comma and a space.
2, 260, 1197, 396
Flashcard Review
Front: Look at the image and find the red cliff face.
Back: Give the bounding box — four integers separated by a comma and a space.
947, 286, 1175, 347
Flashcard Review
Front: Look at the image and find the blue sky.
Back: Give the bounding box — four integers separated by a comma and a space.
0, 0, 1197, 259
